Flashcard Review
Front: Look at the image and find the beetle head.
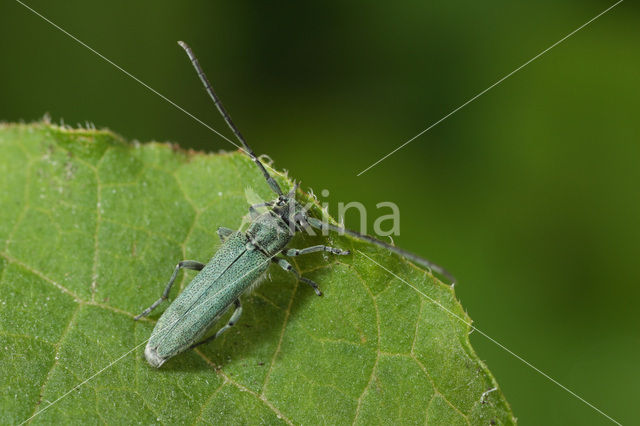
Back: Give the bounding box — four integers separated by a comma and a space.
271, 182, 311, 234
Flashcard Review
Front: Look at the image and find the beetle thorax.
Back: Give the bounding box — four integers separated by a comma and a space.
245, 211, 293, 256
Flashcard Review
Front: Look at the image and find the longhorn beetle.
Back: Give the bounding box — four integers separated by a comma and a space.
135, 41, 455, 368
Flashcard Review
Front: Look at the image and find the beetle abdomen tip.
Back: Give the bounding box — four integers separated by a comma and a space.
145, 343, 166, 368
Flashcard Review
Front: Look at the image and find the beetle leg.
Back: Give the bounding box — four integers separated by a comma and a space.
190, 299, 242, 348
249, 202, 272, 218
134, 260, 205, 320
283, 245, 350, 257
216, 226, 234, 242
273, 257, 322, 296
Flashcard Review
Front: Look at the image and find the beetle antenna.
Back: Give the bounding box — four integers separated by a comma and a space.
306, 217, 456, 284
178, 41, 283, 196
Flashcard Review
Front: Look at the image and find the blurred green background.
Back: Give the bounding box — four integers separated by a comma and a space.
1, 1, 637, 424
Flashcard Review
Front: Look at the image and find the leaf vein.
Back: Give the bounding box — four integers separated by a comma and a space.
26, 304, 82, 423
0, 252, 82, 301
260, 276, 299, 397
351, 263, 382, 425
195, 349, 294, 425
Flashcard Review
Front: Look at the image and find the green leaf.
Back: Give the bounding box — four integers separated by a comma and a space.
0, 122, 515, 425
